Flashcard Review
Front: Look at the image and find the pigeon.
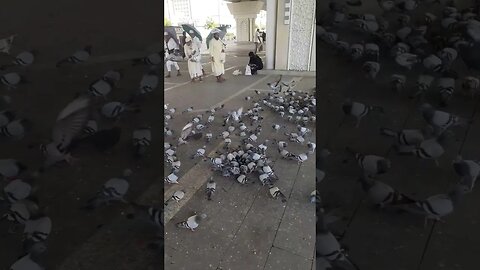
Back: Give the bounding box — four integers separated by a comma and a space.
176, 213, 207, 231
346, 147, 391, 177
2, 201, 31, 225
132, 127, 151, 157
24, 215, 52, 243
164, 190, 185, 205
100, 101, 140, 118
0, 118, 31, 139
102, 69, 123, 83
83, 170, 131, 210
1, 72, 28, 90
342, 100, 384, 127
362, 61, 380, 79
192, 146, 207, 159
462, 76, 480, 97
423, 54, 443, 72
436, 77, 456, 107
82, 120, 98, 135
395, 132, 453, 166
88, 77, 115, 98
39, 96, 91, 168
131, 52, 162, 66
419, 103, 469, 134
391, 74, 407, 92
10, 248, 45, 270
412, 74, 435, 99
310, 190, 320, 203
182, 107, 194, 113
0, 50, 37, 70
395, 53, 419, 69
380, 128, 425, 146
396, 184, 469, 227
358, 176, 416, 207
453, 156, 480, 191
317, 210, 359, 269
365, 43, 380, 61
349, 43, 364, 61
269, 185, 287, 202
139, 71, 159, 94
56, 45, 92, 67
206, 179, 216, 200
0, 159, 27, 180
165, 173, 179, 184
267, 75, 283, 92
1, 178, 32, 204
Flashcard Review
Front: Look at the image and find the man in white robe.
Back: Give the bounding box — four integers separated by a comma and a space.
209, 31, 226, 82
187, 30, 206, 76
184, 36, 202, 82
164, 32, 181, 78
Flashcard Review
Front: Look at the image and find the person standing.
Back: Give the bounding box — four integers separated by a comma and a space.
184, 36, 202, 82
164, 32, 181, 78
255, 29, 263, 53
209, 31, 226, 82
187, 30, 206, 76
248, 51, 263, 75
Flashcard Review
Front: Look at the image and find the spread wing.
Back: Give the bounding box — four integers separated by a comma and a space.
52, 96, 91, 150
180, 123, 193, 140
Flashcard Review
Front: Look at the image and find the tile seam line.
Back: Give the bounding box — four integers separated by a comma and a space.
262, 162, 304, 270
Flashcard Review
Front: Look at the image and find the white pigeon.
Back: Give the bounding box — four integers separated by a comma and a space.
164, 190, 185, 205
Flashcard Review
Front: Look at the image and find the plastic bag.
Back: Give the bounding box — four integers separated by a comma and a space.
245, 65, 252, 76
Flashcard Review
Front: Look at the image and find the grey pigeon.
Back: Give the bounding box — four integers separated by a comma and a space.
396, 184, 469, 227
453, 156, 480, 191
358, 176, 415, 207
176, 213, 207, 231
346, 147, 391, 177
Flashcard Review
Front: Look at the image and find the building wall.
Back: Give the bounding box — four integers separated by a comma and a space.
287, 0, 315, 71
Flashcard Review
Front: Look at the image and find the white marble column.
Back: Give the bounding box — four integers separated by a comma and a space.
266, 0, 277, 69
227, 1, 264, 42
287, 0, 316, 71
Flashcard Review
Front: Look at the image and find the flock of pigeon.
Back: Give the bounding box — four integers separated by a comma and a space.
0, 41, 163, 269
163, 76, 317, 232
317, 0, 480, 269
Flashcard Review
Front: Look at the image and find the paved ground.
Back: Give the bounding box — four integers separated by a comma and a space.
163, 45, 316, 270
318, 1, 480, 270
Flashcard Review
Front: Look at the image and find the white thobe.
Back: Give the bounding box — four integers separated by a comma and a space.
209, 38, 225, 76
184, 44, 202, 79
164, 39, 180, 72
